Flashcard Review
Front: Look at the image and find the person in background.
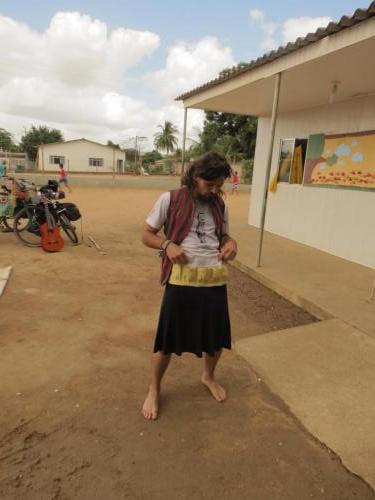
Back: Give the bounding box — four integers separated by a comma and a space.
232, 171, 239, 195
58, 163, 72, 193
0, 160, 6, 177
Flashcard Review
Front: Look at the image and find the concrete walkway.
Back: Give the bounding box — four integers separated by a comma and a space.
235, 319, 375, 488
230, 208, 375, 489
230, 219, 375, 338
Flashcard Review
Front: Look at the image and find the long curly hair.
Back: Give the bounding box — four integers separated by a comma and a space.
182, 152, 233, 194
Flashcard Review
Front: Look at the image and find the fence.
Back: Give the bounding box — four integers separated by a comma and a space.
0, 153, 36, 173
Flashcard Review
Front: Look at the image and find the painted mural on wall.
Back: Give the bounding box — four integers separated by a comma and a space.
303, 131, 375, 189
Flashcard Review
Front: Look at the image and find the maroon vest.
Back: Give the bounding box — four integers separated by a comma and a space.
160, 187, 225, 285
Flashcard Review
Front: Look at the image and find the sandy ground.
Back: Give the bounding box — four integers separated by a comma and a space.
0, 187, 373, 500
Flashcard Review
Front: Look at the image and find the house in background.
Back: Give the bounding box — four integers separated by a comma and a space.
37, 138, 127, 174
177, 3, 375, 269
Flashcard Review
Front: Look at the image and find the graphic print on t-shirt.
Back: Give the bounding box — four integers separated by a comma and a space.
196, 210, 207, 243
146, 192, 229, 268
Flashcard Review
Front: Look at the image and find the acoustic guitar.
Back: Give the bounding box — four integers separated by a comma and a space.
40, 197, 64, 252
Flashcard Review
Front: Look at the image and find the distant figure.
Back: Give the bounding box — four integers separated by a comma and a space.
0, 161, 6, 177
232, 171, 239, 195
58, 163, 72, 193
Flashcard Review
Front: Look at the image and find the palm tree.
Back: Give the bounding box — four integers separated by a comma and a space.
154, 121, 178, 154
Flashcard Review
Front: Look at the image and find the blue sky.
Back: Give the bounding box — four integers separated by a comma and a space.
0, 0, 364, 63
0, 0, 367, 147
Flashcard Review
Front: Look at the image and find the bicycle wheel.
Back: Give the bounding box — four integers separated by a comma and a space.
14, 206, 41, 247
60, 213, 78, 244
0, 216, 13, 232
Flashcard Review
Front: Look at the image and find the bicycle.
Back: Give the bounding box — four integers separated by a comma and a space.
13, 186, 80, 247
0, 177, 37, 232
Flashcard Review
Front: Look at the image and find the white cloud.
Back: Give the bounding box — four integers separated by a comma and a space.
257, 20, 278, 51
44, 12, 160, 88
0, 11, 231, 150
249, 8, 278, 51
145, 36, 235, 99
281, 16, 332, 43
0, 12, 160, 89
250, 9, 265, 22
250, 8, 332, 52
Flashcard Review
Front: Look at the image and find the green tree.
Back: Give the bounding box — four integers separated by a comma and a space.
20, 125, 63, 161
142, 150, 163, 167
199, 111, 257, 160
0, 128, 19, 152
241, 159, 254, 184
174, 148, 182, 161
154, 121, 178, 154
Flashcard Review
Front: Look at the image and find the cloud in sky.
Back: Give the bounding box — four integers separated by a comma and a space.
281, 16, 332, 44
145, 36, 235, 99
1, 8, 334, 149
0, 11, 235, 148
249, 9, 265, 23
250, 8, 332, 52
249, 9, 277, 51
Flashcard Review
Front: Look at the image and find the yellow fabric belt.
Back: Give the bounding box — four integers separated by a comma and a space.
169, 264, 228, 287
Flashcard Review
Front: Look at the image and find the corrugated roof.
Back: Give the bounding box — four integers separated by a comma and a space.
176, 2, 375, 102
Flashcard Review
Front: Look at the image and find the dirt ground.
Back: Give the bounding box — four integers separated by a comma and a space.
0, 186, 373, 500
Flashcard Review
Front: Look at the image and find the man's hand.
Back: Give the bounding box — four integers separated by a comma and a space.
166, 242, 188, 264
219, 238, 237, 262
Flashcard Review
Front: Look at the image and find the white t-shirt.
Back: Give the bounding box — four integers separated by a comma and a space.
146, 192, 229, 268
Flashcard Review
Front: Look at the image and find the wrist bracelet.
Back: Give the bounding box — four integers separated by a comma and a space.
163, 240, 173, 252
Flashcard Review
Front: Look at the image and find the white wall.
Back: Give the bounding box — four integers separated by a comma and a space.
38, 141, 125, 173
250, 95, 375, 269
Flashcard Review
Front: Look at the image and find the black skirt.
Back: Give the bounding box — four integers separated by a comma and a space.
153, 284, 231, 358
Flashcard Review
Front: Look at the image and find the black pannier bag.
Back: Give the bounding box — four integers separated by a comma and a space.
61, 202, 81, 221
48, 180, 59, 192
40, 180, 59, 194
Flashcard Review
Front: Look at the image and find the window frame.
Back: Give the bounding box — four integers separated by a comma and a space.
49, 155, 65, 165
89, 157, 104, 167
276, 137, 308, 185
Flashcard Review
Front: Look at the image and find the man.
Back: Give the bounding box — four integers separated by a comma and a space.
141, 152, 237, 420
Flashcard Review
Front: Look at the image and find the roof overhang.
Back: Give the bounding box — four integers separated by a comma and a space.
180, 17, 375, 116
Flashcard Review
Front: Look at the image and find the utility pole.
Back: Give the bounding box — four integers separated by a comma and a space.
135, 136, 138, 171
181, 107, 188, 180
135, 136, 147, 174
121, 136, 147, 174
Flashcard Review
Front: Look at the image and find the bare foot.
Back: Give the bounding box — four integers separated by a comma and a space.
142, 388, 159, 420
201, 375, 227, 402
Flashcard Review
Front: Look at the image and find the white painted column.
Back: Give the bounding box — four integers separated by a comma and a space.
256, 72, 282, 267
180, 107, 188, 181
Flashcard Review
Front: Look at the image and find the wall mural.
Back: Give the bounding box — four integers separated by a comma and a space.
303, 131, 375, 189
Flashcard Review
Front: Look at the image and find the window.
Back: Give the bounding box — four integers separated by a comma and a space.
49, 156, 65, 165
276, 138, 307, 184
89, 158, 104, 167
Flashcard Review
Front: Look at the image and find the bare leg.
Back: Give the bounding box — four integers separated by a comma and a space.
142, 351, 171, 420
201, 350, 226, 402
